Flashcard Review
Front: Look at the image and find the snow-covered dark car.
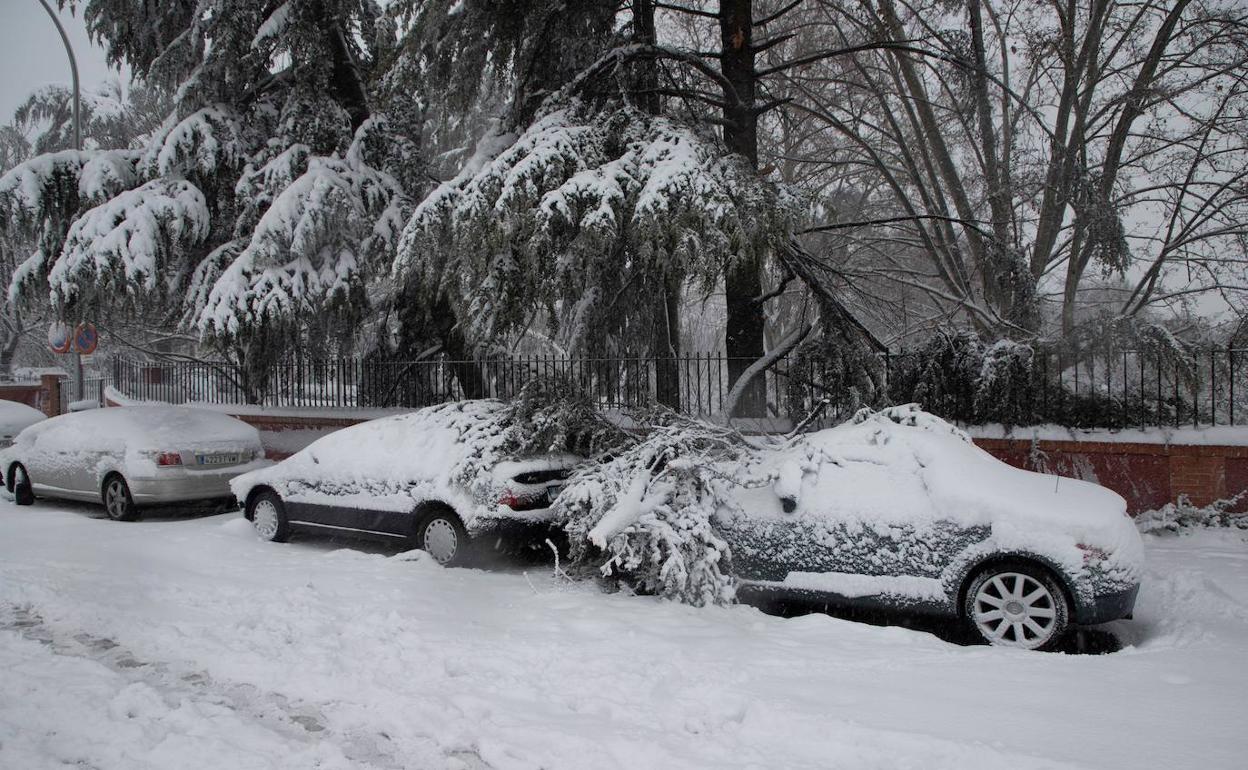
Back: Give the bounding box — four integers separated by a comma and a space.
2, 406, 270, 520
231, 402, 580, 566
718, 407, 1144, 650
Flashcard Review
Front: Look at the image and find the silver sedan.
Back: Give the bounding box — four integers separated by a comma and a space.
2, 406, 271, 520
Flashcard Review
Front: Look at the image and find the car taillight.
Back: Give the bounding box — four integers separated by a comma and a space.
499, 491, 521, 509
499, 489, 549, 511
156, 452, 182, 466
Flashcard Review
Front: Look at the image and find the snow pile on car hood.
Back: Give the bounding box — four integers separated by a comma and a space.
733, 404, 1144, 582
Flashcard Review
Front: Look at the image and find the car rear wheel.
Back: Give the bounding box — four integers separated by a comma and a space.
248, 490, 289, 543
964, 562, 1069, 651
417, 508, 470, 567
10, 464, 34, 506
102, 475, 139, 522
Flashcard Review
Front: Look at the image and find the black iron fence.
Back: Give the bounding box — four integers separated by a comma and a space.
109, 349, 1247, 430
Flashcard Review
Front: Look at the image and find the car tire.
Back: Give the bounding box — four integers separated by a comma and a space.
964, 561, 1069, 651
248, 489, 290, 543
102, 474, 139, 522
10, 464, 34, 506
416, 506, 471, 567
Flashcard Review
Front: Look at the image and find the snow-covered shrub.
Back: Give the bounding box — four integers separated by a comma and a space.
1135, 494, 1248, 535
973, 339, 1035, 426
887, 329, 983, 422
785, 333, 889, 427
556, 413, 756, 606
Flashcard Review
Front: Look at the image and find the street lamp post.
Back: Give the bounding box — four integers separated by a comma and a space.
36, 0, 85, 402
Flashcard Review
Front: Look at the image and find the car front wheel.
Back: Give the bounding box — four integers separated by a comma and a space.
964, 562, 1069, 651
248, 490, 290, 543
102, 475, 139, 521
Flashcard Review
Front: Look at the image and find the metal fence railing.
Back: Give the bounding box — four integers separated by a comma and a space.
108, 349, 1247, 430
58, 377, 108, 413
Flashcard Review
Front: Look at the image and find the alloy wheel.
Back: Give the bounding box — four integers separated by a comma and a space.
104, 478, 131, 520
971, 572, 1060, 649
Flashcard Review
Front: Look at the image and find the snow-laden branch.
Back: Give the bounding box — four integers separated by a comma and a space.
198, 153, 406, 336
48, 178, 211, 305
397, 102, 794, 345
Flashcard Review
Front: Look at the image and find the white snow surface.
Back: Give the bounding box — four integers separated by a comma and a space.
0, 399, 45, 439
1, 502, 1245, 769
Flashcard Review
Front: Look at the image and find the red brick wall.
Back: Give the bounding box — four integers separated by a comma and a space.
1, 375, 63, 417
974, 438, 1248, 514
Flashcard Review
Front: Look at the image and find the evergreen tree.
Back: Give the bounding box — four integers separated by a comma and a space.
0, 0, 414, 390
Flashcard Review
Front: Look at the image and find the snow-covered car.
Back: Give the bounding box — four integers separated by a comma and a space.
0, 399, 46, 448
720, 407, 1144, 650
231, 402, 581, 566
2, 406, 270, 520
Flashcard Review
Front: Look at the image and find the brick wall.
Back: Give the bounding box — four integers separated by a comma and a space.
0, 375, 63, 417
974, 438, 1248, 514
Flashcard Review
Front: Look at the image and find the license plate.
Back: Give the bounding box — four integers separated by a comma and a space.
197, 454, 239, 466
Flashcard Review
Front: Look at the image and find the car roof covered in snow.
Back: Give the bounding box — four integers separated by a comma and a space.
0, 400, 46, 435
11, 405, 261, 454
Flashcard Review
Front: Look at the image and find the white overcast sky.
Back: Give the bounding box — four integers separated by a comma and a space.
1, 1, 120, 123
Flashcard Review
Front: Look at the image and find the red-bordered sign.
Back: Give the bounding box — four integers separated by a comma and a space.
74, 323, 99, 355
47, 322, 72, 354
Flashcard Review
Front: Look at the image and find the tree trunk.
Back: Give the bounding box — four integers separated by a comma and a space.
314, 0, 370, 131
651, 274, 682, 409
635, 0, 682, 409
719, 0, 766, 417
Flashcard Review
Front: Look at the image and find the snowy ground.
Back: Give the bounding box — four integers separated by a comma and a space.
1, 501, 1246, 770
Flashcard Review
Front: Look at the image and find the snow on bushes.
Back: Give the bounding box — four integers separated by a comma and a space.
49, 178, 211, 305
556, 413, 762, 606
196, 140, 407, 336
1136, 494, 1248, 535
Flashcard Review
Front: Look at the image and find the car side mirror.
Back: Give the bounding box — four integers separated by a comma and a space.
780, 495, 797, 514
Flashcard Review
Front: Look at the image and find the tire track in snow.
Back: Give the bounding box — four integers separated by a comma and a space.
1, 604, 489, 770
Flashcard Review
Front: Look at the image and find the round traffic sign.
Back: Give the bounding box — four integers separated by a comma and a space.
74, 323, 99, 355
47, 322, 71, 354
